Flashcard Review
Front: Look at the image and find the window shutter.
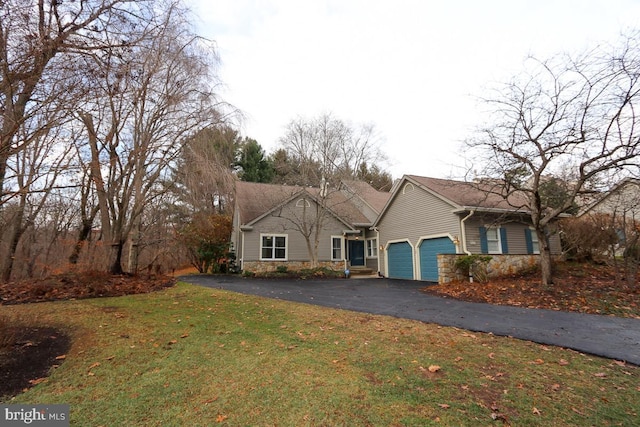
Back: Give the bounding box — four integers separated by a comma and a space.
524, 229, 533, 254
479, 226, 488, 254
500, 228, 509, 254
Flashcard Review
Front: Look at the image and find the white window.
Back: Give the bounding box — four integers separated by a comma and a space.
366, 238, 378, 258
261, 234, 287, 260
486, 228, 502, 254
530, 228, 540, 254
331, 236, 343, 260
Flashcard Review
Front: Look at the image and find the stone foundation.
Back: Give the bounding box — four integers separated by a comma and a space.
437, 254, 539, 284
242, 260, 344, 274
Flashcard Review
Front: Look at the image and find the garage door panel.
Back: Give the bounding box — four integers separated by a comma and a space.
387, 242, 414, 280
419, 237, 455, 282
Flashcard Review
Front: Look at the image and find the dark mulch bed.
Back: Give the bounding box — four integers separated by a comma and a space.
0, 271, 175, 401
0, 326, 71, 400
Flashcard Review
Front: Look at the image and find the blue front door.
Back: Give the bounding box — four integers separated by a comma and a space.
348, 240, 365, 266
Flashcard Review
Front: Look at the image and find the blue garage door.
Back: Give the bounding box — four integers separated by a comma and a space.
419, 237, 456, 282
387, 242, 414, 279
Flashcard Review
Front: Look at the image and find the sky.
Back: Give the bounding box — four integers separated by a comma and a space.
187, 0, 640, 179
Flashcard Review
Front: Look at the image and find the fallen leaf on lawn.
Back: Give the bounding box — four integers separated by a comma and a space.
180, 333, 189, 338
530, 358, 545, 365
216, 414, 228, 423
437, 404, 450, 409
613, 360, 626, 367
491, 413, 508, 422
28, 378, 47, 385
202, 397, 219, 404
594, 372, 607, 378
532, 407, 541, 415
558, 359, 570, 366
105, 355, 115, 361
88, 362, 101, 370
168, 339, 178, 345
571, 407, 585, 415
55, 355, 66, 360
551, 383, 561, 391
428, 365, 441, 373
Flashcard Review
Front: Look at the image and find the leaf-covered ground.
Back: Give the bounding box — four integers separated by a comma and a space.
0, 271, 175, 305
423, 262, 640, 318
1, 263, 639, 402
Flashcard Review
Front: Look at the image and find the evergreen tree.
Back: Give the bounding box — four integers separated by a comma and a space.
236, 138, 275, 183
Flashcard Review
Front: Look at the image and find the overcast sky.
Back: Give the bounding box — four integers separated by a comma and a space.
187, 0, 640, 179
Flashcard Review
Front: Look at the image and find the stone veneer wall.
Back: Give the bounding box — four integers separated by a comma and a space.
243, 260, 345, 274
437, 254, 539, 284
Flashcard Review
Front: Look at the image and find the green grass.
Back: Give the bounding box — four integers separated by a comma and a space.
2, 282, 638, 426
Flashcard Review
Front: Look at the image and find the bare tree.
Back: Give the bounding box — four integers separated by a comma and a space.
0, 113, 74, 281
279, 113, 387, 186
76, 3, 225, 274
0, 0, 153, 206
466, 32, 640, 285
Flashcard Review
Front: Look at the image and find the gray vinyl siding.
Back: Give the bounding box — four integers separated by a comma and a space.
377, 183, 460, 276
464, 216, 562, 255
240, 201, 349, 263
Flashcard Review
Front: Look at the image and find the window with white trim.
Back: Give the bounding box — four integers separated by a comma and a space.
261, 234, 287, 260
331, 236, 343, 260
366, 238, 378, 258
486, 227, 502, 254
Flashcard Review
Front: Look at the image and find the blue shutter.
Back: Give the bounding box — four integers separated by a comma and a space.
524, 229, 533, 254
479, 226, 488, 254
500, 228, 509, 254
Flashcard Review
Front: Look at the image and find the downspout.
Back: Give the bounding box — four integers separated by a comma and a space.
372, 226, 381, 276
241, 230, 246, 271
460, 210, 475, 255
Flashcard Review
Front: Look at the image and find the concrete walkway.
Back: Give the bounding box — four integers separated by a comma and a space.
180, 275, 640, 365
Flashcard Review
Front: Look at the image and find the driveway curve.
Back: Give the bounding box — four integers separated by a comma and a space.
180, 275, 640, 365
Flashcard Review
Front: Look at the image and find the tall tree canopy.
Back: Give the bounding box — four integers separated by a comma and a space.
278, 113, 388, 187
236, 138, 274, 183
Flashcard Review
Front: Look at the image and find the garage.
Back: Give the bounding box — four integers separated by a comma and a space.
387, 242, 414, 279
419, 237, 456, 282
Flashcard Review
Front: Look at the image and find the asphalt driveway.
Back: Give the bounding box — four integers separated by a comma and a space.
180, 275, 640, 365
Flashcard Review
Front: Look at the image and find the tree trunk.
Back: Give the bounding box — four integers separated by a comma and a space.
69, 220, 93, 264
109, 242, 125, 275
537, 229, 554, 285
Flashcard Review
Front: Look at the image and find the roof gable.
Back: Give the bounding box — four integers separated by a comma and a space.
235, 180, 373, 228
407, 175, 526, 210
375, 175, 530, 227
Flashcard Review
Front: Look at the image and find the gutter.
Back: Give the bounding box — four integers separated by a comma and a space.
460, 210, 474, 255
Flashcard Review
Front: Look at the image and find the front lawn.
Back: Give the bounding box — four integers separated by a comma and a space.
2, 282, 638, 426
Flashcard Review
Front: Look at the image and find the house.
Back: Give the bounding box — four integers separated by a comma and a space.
578, 178, 640, 219
373, 175, 563, 282
574, 178, 640, 258
232, 180, 390, 274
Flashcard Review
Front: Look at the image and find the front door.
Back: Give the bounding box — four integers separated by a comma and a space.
348, 240, 365, 266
